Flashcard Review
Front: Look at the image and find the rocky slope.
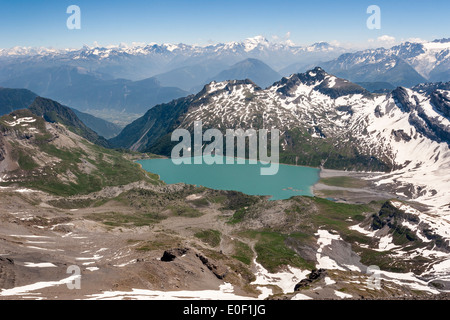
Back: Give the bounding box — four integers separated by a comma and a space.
28, 97, 111, 148
0, 175, 449, 299
0, 108, 155, 195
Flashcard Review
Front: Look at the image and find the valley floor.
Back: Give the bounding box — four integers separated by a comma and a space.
313, 169, 410, 204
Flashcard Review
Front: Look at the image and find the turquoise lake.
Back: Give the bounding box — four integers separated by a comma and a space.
137, 156, 320, 200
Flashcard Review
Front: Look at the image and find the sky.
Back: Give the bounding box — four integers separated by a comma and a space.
0, 0, 449, 49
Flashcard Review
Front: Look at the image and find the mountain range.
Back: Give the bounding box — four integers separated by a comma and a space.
0, 36, 347, 80
1, 37, 448, 83
110, 67, 450, 216
1, 37, 449, 123
0, 66, 188, 116
320, 39, 450, 86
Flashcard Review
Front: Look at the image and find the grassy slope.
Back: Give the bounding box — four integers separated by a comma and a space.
0, 109, 159, 196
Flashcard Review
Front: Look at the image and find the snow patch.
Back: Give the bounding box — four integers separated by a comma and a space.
85, 282, 256, 300
315, 229, 346, 271
0, 274, 80, 297
86, 267, 99, 272
334, 290, 353, 299
23, 262, 57, 268
4, 117, 36, 127
291, 293, 313, 300
251, 259, 309, 296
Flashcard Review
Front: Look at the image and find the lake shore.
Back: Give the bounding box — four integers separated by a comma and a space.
312, 168, 406, 204
135, 155, 401, 205
137, 156, 319, 200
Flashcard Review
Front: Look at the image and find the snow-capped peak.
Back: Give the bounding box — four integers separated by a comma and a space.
243, 35, 270, 52
307, 42, 334, 52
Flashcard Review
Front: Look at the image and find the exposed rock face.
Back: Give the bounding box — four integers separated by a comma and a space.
0, 135, 5, 162
391, 129, 411, 142
391, 87, 450, 145
0, 256, 15, 289
431, 90, 450, 118
294, 268, 327, 291
160, 248, 228, 279
371, 201, 419, 231
195, 253, 228, 280
371, 201, 450, 251
0, 256, 14, 265
392, 87, 415, 113
161, 248, 189, 262
274, 67, 368, 99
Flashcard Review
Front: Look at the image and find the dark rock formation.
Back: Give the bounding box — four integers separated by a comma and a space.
294, 268, 327, 291
0, 256, 14, 265
160, 248, 189, 262
391, 87, 450, 145
431, 90, 450, 118
392, 87, 415, 113
195, 253, 228, 279
391, 129, 411, 142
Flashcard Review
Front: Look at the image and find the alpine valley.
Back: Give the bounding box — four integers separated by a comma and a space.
0, 37, 450, 301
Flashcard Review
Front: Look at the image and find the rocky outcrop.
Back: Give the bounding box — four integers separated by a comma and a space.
0, 256, 16, 289
392, 87, 415, 113
294, 268, 327, 291
391, 87, 450, 145
371, 201, 419, 231
195, 253, 228, 280
371, 201, 450, 251
0, 256, 14, 265
391, 129, 411, 142
431, 90, 450, 119
160, 248, 189, 262
29, 97, 110, 148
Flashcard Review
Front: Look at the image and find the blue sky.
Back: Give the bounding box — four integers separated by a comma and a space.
0, 0, 448, 49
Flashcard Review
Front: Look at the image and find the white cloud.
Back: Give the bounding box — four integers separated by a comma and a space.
405, 37, 427, 43
330, 40, 341, 46
131, 41, 147, 47
377, 35, 396, 43
271, 32, 294, 45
